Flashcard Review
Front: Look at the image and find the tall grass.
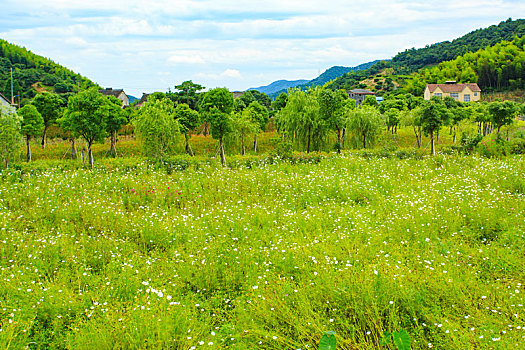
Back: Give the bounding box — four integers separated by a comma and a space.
0, 154, 524, 349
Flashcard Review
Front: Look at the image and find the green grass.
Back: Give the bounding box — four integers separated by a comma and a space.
0, 154, 524, 349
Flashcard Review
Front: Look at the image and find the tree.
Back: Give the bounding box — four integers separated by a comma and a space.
379, 98, 407, 134
400, 109, 423, 148
104, 96, 128, 158
32, 92, 62, 148
488, 100, 519, 134
317, 88, 346, 152
60, 89, 110, 167
18, 104, 44, 162
245, 101, 269, 152
171, 81, 204, 110
174, 103, 201, 156
231, 109, 258, 155
346, 106, 382, 149
418, 97, 452, 155
199, 88, 235, 166
275, 89, 324, 153
272, 92, 288, 115
0, 106, 22, 168
133, 98, 181, 162
361, 95, 379, 108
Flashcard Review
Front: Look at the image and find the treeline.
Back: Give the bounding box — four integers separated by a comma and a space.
392, 18, 525, 73
0, 39, 98, 105
406, 36, 525, 95
2, 82, 524, 169
328, 18, 525, 93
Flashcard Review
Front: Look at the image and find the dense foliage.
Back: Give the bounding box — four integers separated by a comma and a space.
328, 18, 525, 94
406, 36, 525, 95
0, 39, 98, 105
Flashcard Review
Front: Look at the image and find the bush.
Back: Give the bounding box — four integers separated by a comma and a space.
461, 133, 483, 154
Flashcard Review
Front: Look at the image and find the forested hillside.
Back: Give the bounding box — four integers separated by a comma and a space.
268, 60, 380, 98
0, 39, 98, 105
405, 36, 525, 95
328, 18, 525, 93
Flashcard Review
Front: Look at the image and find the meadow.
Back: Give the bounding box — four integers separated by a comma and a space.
0, 152, 524, 349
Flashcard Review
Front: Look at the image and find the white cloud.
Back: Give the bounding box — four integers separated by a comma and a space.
1, 0, 524, 96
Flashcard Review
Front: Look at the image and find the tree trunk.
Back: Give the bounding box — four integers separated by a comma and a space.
363, 132, 366, 149
430, 130, 435, 156
241, 134, 246, 155
336, 128, 342, 153
453, 127, 457, 144
88, 143, 94, 168
219, 138, 226, 167
342, 128, 346, 150
253, 133, 258, 153
413, 126, 421, 148
307, 127, 311, 153
185, 133, 194, 156
26, 136, 32, 162
110, 130, 117, 158
436, 129, 440, 144
41, 125, 48, 149
71, 138, 77, 159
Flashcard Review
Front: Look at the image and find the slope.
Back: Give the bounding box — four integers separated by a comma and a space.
0, 39, 99, 105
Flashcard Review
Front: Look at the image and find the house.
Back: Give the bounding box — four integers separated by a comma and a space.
136, 93, 149, 108
98, 88, 130, 108
347, 89, 376, 105
0, 92, 15, 113
424, 81, 481, 102
232, 91, 244, 99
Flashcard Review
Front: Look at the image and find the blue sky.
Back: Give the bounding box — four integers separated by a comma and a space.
1, 0, 524, 97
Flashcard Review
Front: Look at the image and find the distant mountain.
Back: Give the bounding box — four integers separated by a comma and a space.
128, 94, 139, 103
258, 60, 382, 99
249, 79, 309, 95
0, 39, 99, 105
305, 61, 381, 87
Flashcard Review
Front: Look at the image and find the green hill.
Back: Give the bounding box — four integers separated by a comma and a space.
0, 39, 99, 105
405, 35, 525, 95
328, 18, 525, 93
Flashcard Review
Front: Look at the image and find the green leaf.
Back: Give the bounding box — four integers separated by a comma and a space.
319, 331, 337, 350
379, 331, 392, 345
392, 330, 411, 350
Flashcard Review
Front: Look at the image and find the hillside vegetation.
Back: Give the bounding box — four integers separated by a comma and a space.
328, 18, 525, 94
0, 39, 98, 105
405, 36, 525, 95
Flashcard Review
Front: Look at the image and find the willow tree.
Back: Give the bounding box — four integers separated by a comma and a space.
275, 89, 324, 153
133, 98, 181, 162
346, 106, 382, 149
0, 106, 22, 168
317, 88, 346, 152
244, 101, 269, 152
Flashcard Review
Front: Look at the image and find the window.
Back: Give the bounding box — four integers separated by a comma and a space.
474, 92, 478, 96
434, 93, 442, 97
464, 94, 470, 102
451, 93, 459, 99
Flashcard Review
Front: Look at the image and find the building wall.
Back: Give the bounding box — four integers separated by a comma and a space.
0, 95, 15, 113
117, 92, 130, 108
425, 86, 481, 102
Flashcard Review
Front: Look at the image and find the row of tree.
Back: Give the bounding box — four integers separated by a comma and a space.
1, 84, 523, 169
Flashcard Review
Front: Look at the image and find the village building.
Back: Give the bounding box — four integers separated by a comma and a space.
424, 81, 481, 102
0, 92, 15, 113
347, 89, 376, 105
136, 93, 149, 108
98, 88, 130, 108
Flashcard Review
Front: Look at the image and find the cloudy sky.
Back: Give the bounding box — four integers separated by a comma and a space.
1, 1, 524, 97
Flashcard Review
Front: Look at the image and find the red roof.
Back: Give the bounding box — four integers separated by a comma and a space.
427, 83, 481, 93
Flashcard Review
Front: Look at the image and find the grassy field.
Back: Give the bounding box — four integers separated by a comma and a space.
0, 154, 524, 349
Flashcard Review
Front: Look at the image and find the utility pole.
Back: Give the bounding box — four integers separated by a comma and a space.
10, 67, 14, 105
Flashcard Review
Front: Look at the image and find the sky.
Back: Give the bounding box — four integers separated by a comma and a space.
1, 1, 524, 97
